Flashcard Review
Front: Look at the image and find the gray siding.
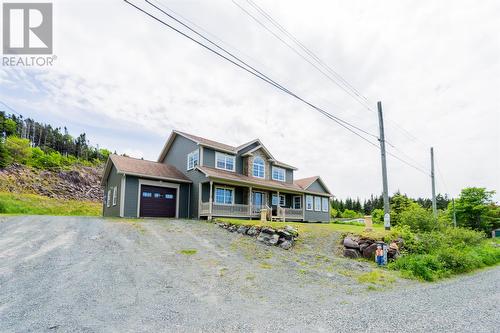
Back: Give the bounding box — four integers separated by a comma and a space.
202, 147, 215, 167
304, 209, 330, 223
123, 176, 139, 218
307, 179, 329, 194
285, 169, 294, 184
163, 135, 198, 174
103, 165, 122, 217
187, 169, 209, 218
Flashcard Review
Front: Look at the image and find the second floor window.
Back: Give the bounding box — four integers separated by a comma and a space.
253, 157, 265, 178
272, 166, 286, 182
216, 152, 235, 172
187, 150, 199, 170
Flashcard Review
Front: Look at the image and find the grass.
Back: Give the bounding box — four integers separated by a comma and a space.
179, 249, 197, 255
357, 270, 396, 285
0, 191, 101, 216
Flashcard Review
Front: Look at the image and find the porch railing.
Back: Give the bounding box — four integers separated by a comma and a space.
199, 202, 304, 220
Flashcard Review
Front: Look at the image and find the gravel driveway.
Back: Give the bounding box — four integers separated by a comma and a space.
0, 216, 498, 332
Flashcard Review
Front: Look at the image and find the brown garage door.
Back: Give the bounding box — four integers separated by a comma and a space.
139, 185, 177, 218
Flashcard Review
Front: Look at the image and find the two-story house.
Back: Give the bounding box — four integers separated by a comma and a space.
101, 131, 331, 222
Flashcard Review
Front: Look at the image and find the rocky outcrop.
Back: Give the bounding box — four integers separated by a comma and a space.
342, 235, 402, 261
215, 221, 299, 250
0, 163, 103, 202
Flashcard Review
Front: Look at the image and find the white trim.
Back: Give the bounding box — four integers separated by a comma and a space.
107, 190, 111, 208
214, 185, 235, 205
252, 156, 265, 179
314, 196, 322, 212
305, 195, 313, 211
271, 166, 286, 182
322, 197, 329, 212
187, 149, 199, 170
199, 146, 204, 166
293, 195, 302, 209
118, 171, 191, 183
215, 151, 236, 172
119, 175, 126, 217
272, 193, 285, 207
136, 179, 180, 218
112, 186, 117, 206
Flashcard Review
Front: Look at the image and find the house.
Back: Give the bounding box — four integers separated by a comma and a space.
101, 130, 332, 222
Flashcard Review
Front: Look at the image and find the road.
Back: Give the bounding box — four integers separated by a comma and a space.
0, 216, 498, 332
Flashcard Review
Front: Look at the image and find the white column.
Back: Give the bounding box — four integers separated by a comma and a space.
209, 181, 213, 219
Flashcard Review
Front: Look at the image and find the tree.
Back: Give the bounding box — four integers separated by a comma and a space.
451, 187, 499, 234
390, 193, 414, 226
3, 118, 17, 136
399, 202, 435, 232
5, 136, 31, 163
0, 138, 9, 168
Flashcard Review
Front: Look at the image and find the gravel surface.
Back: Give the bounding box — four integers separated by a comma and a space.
0, 216, 498, 332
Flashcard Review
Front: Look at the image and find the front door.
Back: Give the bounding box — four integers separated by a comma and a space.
252, 191, 264, 207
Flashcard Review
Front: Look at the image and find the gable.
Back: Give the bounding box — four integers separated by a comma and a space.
307, 179, 330, 194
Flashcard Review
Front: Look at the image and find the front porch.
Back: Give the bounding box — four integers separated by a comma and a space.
198, 181, 304, 221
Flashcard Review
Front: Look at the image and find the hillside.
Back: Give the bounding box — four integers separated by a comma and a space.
0, 163, 103, 202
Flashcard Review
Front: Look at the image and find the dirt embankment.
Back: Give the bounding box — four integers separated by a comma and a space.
0, 164, 103, 202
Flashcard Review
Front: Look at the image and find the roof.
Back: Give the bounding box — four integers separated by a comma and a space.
196, 166, 330, 196
294, 176, 331, 195
102, 154, 191, 185
157, 130, 297, 170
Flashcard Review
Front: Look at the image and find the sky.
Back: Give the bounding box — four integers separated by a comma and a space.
1, 0, 499, 201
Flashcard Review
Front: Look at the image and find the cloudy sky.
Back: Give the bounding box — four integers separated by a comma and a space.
1, 0, 499, 201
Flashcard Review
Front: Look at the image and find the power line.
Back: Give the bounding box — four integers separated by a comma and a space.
125, 0, 430, 176
0, 101, 22, 116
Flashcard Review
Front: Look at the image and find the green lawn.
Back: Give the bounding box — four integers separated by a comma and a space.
0, 192, 102, 216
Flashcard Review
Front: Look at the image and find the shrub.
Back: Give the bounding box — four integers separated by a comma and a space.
371, 208, 384, 224
389, 254, 445, 281
341, 209, 361, 218
399, 202, 435, 232
5, 136, 31, 163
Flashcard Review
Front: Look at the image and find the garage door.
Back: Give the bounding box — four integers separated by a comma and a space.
139, 185, 177, 218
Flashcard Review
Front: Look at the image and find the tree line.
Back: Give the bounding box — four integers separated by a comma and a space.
0, 112, 111, 169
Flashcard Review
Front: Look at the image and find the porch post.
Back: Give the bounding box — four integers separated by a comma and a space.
277, 191, 280, 220
302, 194, 305, 221
209, 181, 213, 220
198, 182, 202, 219
248, 186, 253, 216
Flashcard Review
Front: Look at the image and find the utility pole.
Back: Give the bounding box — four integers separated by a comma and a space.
377, 101, 390, 230
430, 147, 437, 217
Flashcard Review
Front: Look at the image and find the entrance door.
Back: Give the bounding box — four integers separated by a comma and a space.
252, 191, 264, 207
139, 185, 177, 217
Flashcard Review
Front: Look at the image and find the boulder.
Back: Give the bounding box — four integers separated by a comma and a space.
343, 237, 360, 249
228, 225, 237, 232
387, 248, 399, 260
343, 248, 361, 259
362, 243, 379, 259
279, 240, 294, 250
277, 229, 294, 240
246, 227, 259, 237
257, 232, 280, 246
237, 226, 249, 234
359, 242, 370, 252
261, 227, 276, 235
284, 225, 299, 237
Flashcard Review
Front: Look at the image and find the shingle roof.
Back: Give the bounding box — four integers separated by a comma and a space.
106, 155, 191, 183
175, 131, 236, 152
196, 166, 330, 196
294, 176, 320, 190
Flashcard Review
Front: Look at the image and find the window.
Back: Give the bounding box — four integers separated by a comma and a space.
306, 195, 313, 211
112, 186, 117, 206
142, 192, 152, 198
272, 194, 285, 206
293, 196, 302, 209
215, 152, 235, 172
322, 197, 329, 212
187, 150, 199, 170
107, 190, 111, 207
314, 196, 322, 212
215, 187, 234, 204
272, 166, 285, 182
253, 156, 265, 178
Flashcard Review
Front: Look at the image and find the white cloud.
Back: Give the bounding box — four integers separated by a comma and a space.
1, 0, 498, 201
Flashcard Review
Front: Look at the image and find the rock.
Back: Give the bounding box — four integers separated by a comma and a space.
279, 239, 294, 250
237, 226, 249, 234
362, 243, 379, 259
343, 248, 361, 259
359, 242, 370, 252
257, 232, 280, 246
387, 248, 399, 260
343, 237, 360, 249
228, 225, 237, 232
246, 227, 259, 237
277, 229, 293, 240
284, 225, 299, 237
261, 227, 276, 235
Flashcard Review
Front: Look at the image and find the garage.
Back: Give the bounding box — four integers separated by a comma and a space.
139, 185, 177, 218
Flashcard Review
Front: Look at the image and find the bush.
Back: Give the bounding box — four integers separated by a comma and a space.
389, 254, 445, 281
5, 136, 31, 163
399, 202, 435, 232
341, 209, 362, 218
371, 208, 384, 224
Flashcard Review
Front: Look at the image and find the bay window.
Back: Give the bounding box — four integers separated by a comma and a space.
322, 197, 329, 212
314, 196, 322, 211
306, 195, 313, 211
